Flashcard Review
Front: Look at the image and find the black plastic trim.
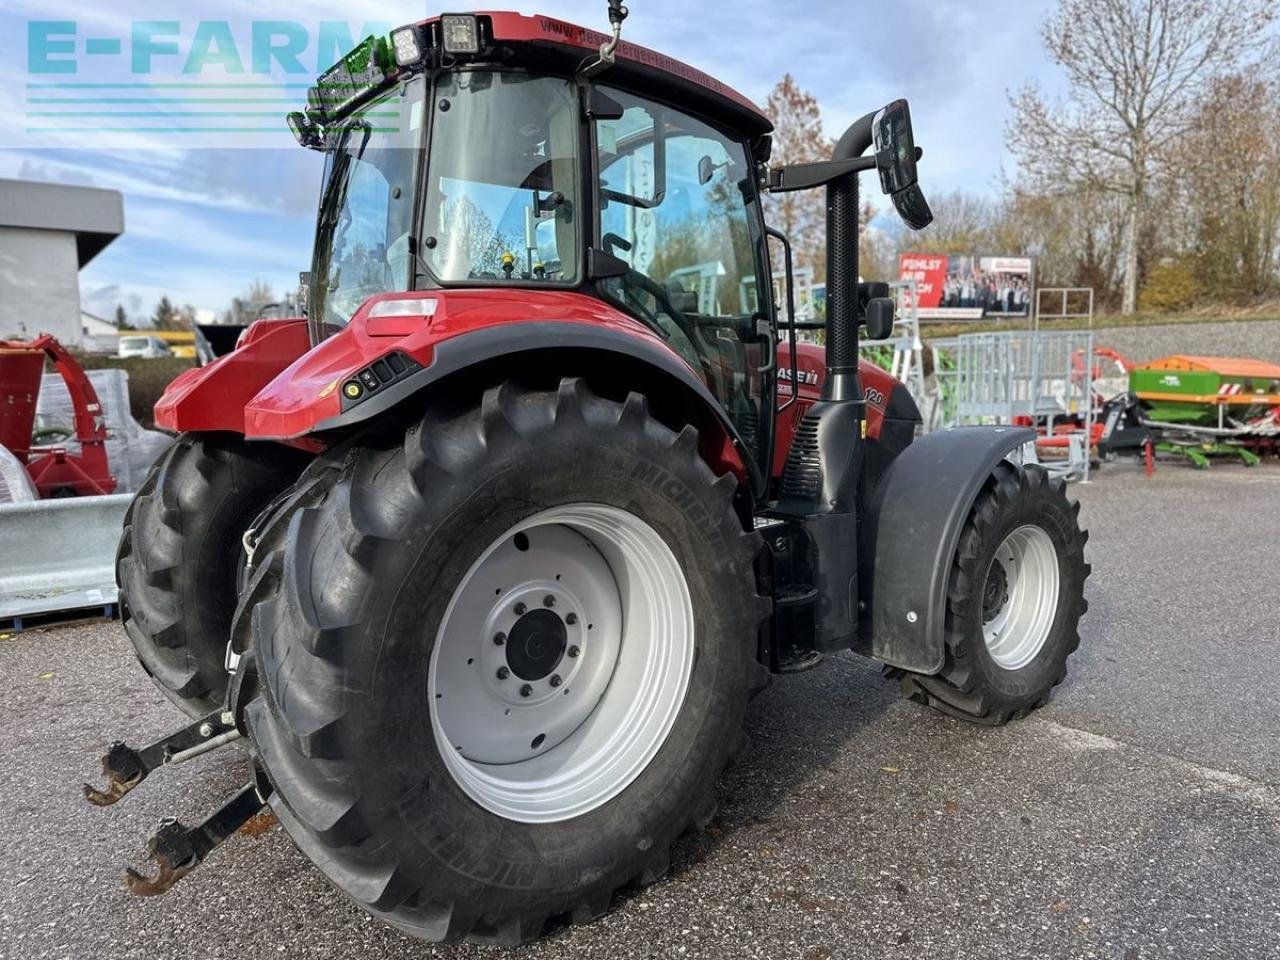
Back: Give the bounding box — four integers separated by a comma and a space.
338, 350, 423, 411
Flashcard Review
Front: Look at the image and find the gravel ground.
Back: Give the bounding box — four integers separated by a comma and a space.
1069, 319, 1280, 366
2, 463, 1278, 960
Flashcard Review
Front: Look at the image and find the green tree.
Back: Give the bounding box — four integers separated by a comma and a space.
152, 295, 178, 330
1175, 74, 1280, 300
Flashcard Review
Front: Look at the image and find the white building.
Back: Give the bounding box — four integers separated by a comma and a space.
0, 178, 124, 347
80, 310, 120, 354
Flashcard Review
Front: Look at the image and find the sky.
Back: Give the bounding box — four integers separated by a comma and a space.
0, 0, 1063, 323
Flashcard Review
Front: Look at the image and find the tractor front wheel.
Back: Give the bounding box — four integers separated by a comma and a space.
246, 379, 767, 944
891, 462, 1089, 724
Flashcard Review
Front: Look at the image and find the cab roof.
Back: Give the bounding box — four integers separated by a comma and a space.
417, 11, 773, 137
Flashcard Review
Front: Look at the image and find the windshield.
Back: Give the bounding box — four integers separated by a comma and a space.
422, 71, 580, 284
309, 78, 423, 338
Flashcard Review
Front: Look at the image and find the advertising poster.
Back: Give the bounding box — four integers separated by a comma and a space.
899, 253, 1033, 320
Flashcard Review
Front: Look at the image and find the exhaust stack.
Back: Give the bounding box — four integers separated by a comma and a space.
822, 113, 876, 403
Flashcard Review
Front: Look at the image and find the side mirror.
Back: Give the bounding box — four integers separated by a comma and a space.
864, 298, 894, 340
586, 87, 625, 120
872, 100, 933, 230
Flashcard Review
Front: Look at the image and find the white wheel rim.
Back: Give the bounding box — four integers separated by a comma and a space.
981, 524, 1060, 671
429, 504, 695, 823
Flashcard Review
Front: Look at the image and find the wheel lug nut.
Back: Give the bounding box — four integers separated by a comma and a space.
568, 645, 580, 658
543, 594, 556, 608
550, 674, 563, 687
565, 612, 578, 625
496, 666, 510, 680
514, 602, 527, 616
493, 632, 506, 646
519, 684, 533, 698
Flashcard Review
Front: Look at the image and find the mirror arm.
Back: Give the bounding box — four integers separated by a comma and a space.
767, 156, 875, 193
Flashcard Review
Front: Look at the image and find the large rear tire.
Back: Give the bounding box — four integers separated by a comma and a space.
891, 462, 1089, 724
117, 434, 308, 717
246, 379, 767, 945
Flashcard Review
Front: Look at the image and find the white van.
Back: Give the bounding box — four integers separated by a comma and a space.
117, 335, 173, 359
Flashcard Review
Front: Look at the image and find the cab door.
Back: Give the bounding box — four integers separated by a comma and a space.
593, 88, 776, 477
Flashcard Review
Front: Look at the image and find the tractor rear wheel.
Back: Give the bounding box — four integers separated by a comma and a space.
891, 462, 1089, 724
117, 434, 308, 717
245, 379, 767, 945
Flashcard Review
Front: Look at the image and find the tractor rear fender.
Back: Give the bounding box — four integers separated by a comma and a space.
154, 318, 311, 434
240, 290, 762, 497
321, 322, 761, 494
858, 426, 1037, 674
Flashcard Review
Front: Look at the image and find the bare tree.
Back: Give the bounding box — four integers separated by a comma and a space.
904, 190, 999, 255
764, 75, 832, 278
1174, 73, 1280, 298
245, 279, 276, 304
1009, 0, 1276, 313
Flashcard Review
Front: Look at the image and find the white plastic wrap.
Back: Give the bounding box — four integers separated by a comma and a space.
35, 368, 173, 494
0, 444, 38, 503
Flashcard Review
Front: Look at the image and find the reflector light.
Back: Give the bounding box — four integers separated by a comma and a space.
369, 298, 439, 319
391, 26, 422, 66
440, 15, 480, 54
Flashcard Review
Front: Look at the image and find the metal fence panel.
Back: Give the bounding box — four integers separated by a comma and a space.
0, 493, 129, 619
930, 329, 1096, 480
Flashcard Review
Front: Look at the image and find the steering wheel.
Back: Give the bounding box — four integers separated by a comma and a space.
621, 268, 685, 324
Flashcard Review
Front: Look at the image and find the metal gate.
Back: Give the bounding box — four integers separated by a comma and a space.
931, 329, 1096, 480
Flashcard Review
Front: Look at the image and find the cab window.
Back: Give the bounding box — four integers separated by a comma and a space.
594, 89, 770, 468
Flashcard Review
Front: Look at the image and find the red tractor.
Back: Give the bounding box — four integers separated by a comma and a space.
90, 5, 1088, 945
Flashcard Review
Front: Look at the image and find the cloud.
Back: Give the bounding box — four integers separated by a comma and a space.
2, 0, 1072, 316
0, 146, 324, 218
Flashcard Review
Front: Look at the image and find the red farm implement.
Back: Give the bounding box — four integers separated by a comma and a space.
0, 334, 116, 498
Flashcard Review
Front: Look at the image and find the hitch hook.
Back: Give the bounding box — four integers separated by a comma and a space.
124, 783, 264, 896
83, 709, 239, 807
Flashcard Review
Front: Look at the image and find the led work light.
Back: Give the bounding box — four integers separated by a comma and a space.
391, 26, 423, 66
440, 15, 481, 54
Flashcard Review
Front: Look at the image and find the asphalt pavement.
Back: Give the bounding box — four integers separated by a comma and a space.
2, 461, 1278, 960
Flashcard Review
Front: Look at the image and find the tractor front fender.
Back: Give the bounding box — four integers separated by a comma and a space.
858, 426, 1036, 674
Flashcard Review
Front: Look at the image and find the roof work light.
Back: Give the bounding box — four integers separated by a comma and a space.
391, 26, 423, 66
440, 15, 481, 55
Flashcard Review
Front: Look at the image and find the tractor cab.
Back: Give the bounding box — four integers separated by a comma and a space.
291, 11, 778, 472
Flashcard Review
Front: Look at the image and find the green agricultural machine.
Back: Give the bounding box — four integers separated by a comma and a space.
1127, 355, 1280, 467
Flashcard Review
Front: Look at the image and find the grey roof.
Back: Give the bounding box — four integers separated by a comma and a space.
0, 178, 124, 267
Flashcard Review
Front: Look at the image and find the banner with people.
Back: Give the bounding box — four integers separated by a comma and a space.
898, 253, 1033, 320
